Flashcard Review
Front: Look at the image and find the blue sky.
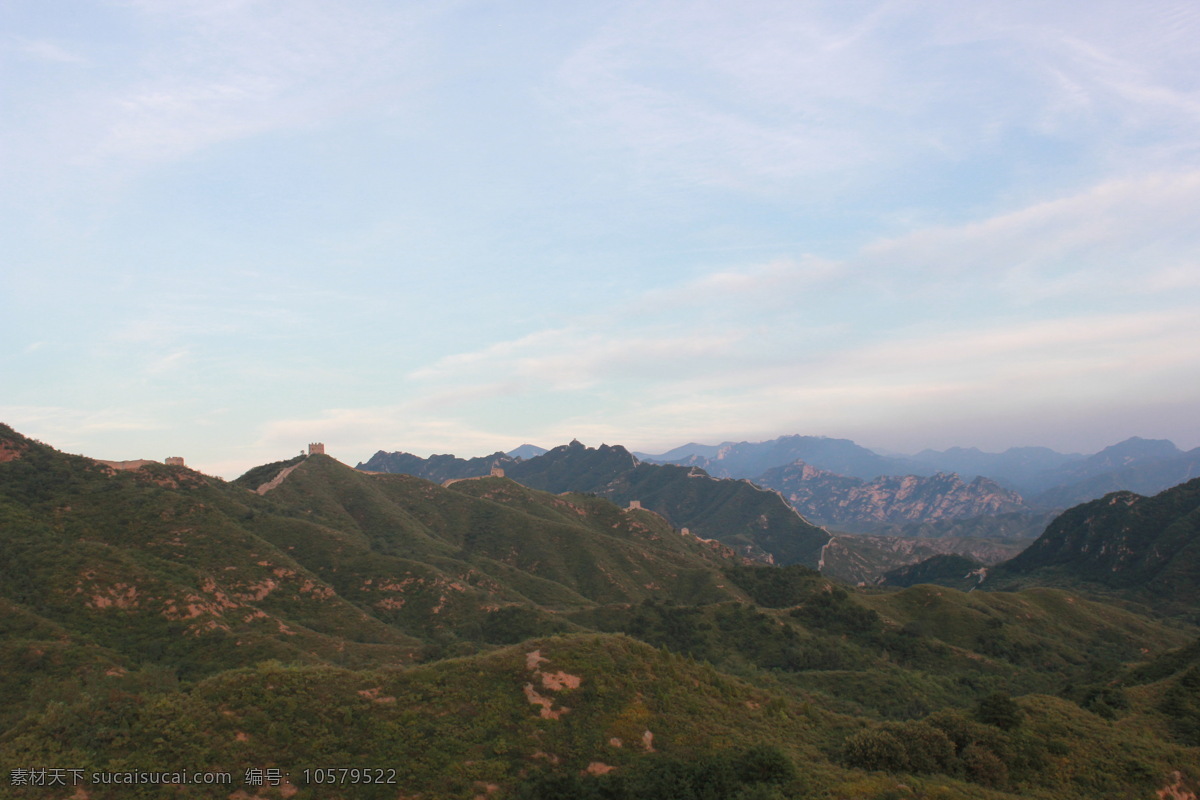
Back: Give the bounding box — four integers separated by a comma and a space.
3, 0, 1199, 478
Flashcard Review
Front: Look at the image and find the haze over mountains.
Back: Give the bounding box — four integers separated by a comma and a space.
359, 432, 1199, 584
633, 434, 1200, 504
370, 432, 1200, 511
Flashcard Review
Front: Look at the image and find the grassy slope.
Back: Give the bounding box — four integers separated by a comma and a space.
1, 633, 1197, 800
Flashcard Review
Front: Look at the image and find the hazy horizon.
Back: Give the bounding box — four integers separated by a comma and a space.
9, 420, 1198, 482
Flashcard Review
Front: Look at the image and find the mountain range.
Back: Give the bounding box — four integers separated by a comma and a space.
636, 434, 1200, 506
363, 433, 1198, 583
880, 475, 1200, 622
362, 442, 1055, 584
986, 477, 1200, 618
635, 435, 914, 481
365, 440, 831, 567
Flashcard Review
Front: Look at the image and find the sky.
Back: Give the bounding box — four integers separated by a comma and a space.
3, 0, 1199, 478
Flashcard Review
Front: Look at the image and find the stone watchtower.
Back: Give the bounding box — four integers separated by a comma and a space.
308, 443, 325, 456
490, 465, 506, 478
165, 456, 185, 466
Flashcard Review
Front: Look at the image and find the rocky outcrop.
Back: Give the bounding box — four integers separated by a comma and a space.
757, 460, 1029, 531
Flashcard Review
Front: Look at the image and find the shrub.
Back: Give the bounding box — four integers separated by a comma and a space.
841, 728, 909, 772
896, 721, 956, 774
730, 745, 796, 784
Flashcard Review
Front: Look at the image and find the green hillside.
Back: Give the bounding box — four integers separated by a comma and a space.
1, 424, 1198, 800
359, 440, 832, 567
986, 478, 1200, 620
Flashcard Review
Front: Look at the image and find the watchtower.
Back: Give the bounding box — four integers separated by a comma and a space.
308, 443, 325, 456
165, 456, 185, 466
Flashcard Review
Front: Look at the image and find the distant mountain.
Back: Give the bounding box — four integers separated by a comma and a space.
506, 440, 638, 492
906, 437, 1197, 507
756, 460, 1029, 531
636, 434, 920, 480
357, 441, 829, 566
507, 443, 548, 459
1031, 444, 1200, 509
987, 477, 1200, 618
507, 441, 831, 567
1054, 437, 1183, 481
356, 449, 516, 482
634, 441, 727, 462
905, 446, 1081, 492
642, 434, 1199, 511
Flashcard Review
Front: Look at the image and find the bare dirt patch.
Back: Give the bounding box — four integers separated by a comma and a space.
540, 670, 581, 691
299, 579, 334, 598
472, 782, 500, 800
523, 684, 568, 719
236, 579, 279, 602
357, 687, 397, 704
1159, 771, 1198, 800
87, 583, 141, 610
0, 441, 27, 462
523, 649, 578, 719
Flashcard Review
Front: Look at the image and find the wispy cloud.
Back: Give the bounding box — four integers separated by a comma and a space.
549, 1, 1200, 192
3, 1, 443, 178
858, 169, 1200, 300
383, 168, 1200, 454
412, 327, 747, 391
7, 1, 1200, 471
93, 2, 435, 164
0, 405, 169, 441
